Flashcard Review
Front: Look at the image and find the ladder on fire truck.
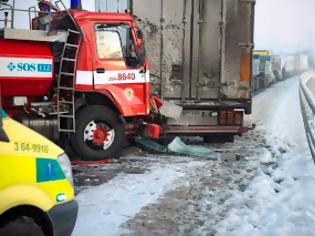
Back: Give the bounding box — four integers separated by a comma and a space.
55, 0, 82, 133
57, 28, 81, 133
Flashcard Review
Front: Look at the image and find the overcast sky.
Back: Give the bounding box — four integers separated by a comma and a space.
2, 0, 315, 54
255, 0, 315, 54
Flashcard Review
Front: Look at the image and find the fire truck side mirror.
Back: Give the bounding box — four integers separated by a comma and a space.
137, 44, 146, 66
137, 30, 144, 40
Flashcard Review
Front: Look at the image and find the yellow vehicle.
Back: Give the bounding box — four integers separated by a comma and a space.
0, 108, 78, 236
252, 50, 273, 91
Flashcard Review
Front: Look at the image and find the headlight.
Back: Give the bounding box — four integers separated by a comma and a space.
58, 153, 73, 185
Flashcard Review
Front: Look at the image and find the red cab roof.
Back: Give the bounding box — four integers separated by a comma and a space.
71, 10, 135, 23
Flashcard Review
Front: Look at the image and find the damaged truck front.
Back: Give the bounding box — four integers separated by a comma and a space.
133, 0, 255, 140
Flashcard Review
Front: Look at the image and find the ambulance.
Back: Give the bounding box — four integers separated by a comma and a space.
0, 107, 78, 236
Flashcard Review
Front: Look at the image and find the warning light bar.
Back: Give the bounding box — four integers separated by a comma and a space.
70, 0, 82, 10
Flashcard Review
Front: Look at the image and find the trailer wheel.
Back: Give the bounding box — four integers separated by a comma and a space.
0, 217, 44, 236
71, 106, 125, 160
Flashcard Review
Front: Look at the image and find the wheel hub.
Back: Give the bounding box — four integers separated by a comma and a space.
92, 127, 108, 145
84, 121, 116, 150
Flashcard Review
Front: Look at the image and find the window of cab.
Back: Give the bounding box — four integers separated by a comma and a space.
94, 23, 138, 67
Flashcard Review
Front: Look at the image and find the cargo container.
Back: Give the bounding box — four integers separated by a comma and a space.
271, 55, 283, 81
283, 55, 295, 78
95, 0, 130, 13
295, 54, 309, 72
283, 54, 309, 78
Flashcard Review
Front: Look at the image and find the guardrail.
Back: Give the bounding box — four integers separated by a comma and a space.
300, 70, 315, 161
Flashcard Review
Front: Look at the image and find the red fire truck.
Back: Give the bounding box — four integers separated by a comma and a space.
0, 0, 152, 160
0, 0, 254, 161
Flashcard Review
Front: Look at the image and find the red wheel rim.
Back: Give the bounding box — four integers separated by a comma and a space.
92, 126, 108, 145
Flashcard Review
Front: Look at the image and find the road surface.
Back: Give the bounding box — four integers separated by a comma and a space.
73, 76, 315, 236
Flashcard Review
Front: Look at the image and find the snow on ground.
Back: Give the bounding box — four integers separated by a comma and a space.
216, 77, 315, 236
73, 161, 205, 236
73, 76, 315, 236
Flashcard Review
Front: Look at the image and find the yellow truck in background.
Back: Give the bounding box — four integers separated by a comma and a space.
252, 50, 273, 91
0, 108, 78, 236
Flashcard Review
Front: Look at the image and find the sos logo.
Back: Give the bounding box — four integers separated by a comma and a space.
7, 62, 52, 73
17, 63, 36, 72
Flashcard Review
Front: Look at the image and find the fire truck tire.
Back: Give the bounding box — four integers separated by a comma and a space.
71, 106, 125, 160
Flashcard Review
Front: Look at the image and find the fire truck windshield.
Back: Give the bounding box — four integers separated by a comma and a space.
95, 23, 138, 67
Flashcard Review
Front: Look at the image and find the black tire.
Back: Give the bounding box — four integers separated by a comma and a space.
204, 134, 235, 143
274, 70, 282, 81
0, 217, 44, 236
257, 75, 264, 90
71, 105, 125, 160
245, 101, 252, 115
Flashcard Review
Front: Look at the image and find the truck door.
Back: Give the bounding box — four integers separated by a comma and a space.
220, 0, 255, 100
160, 0, 224, 100
192, 0, 254, 100
190, 0, 223, 100
92, 23, 148, 115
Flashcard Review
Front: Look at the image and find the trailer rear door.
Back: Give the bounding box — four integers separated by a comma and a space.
189, 0, 255, 101
221, 0, 255, 100
132, 0, 254, 102
189, 0, 223, 100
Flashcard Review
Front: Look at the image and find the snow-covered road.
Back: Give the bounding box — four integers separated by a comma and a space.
73, 77, 315, 236
217, 77, 315, 235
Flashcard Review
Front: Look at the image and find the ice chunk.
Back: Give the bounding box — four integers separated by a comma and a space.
260, 149, 277, 165
167, 137, 211, 157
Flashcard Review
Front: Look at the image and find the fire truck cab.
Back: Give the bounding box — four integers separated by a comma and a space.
0, 2, 150, 160
70, 10, 149, 116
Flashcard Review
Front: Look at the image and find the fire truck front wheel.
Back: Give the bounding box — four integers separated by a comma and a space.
71, 106, 125, 160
